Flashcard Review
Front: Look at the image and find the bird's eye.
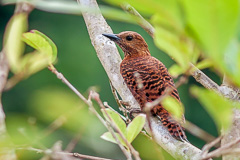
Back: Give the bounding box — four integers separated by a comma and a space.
126, 35, 133, 41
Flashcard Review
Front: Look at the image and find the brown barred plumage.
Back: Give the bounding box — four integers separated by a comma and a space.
103, 31, 188, 142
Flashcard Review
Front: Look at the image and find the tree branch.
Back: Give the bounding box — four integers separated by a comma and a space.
221, 108, 240, 160
76, 0, 203, 159
0, 51, 8, 137
202, 137, 240, 159
121, 4, 154, 37
220, 76, 240, 160
17, 147, 115, 160
220, 75, 240, 101
0, 2, 33, 159
0, 51, 16, 160
189, 64, 220, 92
77, 0, 140, 111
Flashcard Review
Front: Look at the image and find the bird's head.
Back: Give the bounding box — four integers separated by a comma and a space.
103, 31, 150, 58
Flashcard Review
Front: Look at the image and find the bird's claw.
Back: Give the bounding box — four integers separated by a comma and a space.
129, 108, 143, 119
119, 100, 130, 107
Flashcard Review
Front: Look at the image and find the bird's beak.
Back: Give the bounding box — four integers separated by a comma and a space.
102, 33, 120, 41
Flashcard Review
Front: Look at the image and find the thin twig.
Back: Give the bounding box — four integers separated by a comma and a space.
183, 121, 216, 144
219, 148, 240, 157
48, 65, 88, 104
48, 64, 132, 159
3, 74, 23, 91
190, 64, 220, 92
48, 64, 106, 126
103, 101, 127, 121
201, 136, 222, 157
17, 147, 116, 160
92, 91, 141, 160
89, 91, 132, 160
42, 116, 67, 138
65, 133, 82, 152
201, 137, 240, 159
121, 4, 154, 37
109, 80, 130, 123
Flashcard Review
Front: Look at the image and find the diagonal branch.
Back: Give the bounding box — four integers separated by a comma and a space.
17, 146, 115, 160
202, 137, 240, 159
0, 2, 34, 160
0, 50, 13, 160
76, 0, 203, 159
0, 51, 8, 137
121, 4, 154, 37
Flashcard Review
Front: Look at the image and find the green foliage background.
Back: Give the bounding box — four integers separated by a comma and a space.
0, 1, 226, 159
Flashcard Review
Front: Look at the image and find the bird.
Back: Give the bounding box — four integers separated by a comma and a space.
102, 31, 188, 142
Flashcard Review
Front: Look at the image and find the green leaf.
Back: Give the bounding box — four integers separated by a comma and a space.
182, 0, 239, 64
222, 39, 240, 86
182, 0, 240, 87
154, 27, 191, 69
190, 86, 233, 132
196, 59, 213, 70
101, 109, 127, 136
223, 39, 239, 75
169, 64, 184, 78
4, 13, 27, 73
101, 132, 127, 148
132, 133, 174, 160
101, 132, 116, 144
190, 47, 201, 64
147, 0, 184, 31
162, 96, 184, 121
126, 114, 146, 143
30, 30, 57, 63
20, 51, 50, 76
22, 30, 57, 63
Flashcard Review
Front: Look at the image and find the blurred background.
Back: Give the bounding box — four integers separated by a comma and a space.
0, 1, 221, 159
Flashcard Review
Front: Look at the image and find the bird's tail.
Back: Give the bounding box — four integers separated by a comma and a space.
151, 106, 188, 142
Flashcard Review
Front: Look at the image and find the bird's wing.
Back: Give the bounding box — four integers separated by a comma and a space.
120, 57, 187, 141
140, 57, 185, 121
135, 57, 179, 102
120, 56, 183, 115
156, 59, 180, 102
155, 57, 185, 122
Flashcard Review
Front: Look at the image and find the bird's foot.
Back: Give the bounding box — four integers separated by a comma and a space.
118, 100, 131, 113
119, 100, 130, 107
129, 108, 143, 119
